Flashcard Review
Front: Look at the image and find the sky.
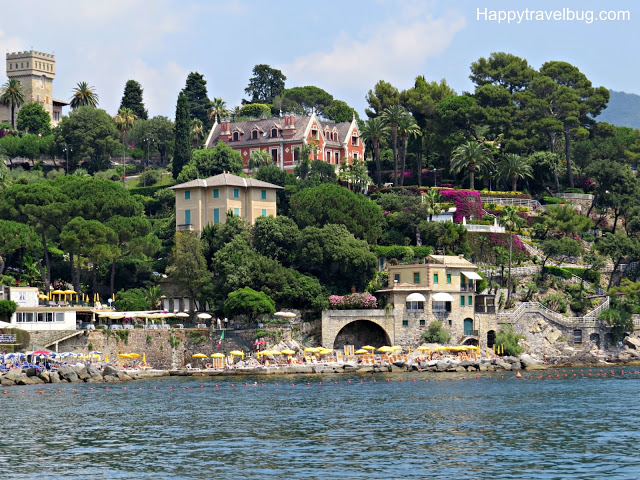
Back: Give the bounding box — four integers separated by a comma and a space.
1, 0, 638, 119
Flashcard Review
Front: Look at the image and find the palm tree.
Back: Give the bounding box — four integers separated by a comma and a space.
208, 97, 229, 123
360, 117, 389, 187
113, 107, 137, 187
190, 119, 204, 149
423, 189, 443, 222
397, 114, 421, 186
497, 153, 533, 192
0, 79, 25, 130
70, 81, 99, 109
450, 141, 493, 190
382, 105, 408, 187
499, 206, 525, 308
248, 149, 272, 171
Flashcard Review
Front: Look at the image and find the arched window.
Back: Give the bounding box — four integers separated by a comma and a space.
233, 132, 239, 141
251, 130, 258, 140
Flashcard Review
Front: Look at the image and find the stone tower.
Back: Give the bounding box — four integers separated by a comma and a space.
5, 50, 63, 124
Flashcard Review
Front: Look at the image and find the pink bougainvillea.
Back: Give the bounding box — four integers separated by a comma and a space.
329, 293, 378, 310
488, 233, 528, 256
439, 189, 483, 223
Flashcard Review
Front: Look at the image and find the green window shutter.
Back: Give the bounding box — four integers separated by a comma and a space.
185, 209, 191, 225
234, 188, 239, 198
413, 272, 420, 283
184, 190, 190, 200
433, 273, 438, 283
234, 207, 239, 216
261, 189, 267, 200
460, 296, 465, 306
213, 189, 219, 198
469, 296, 473, 306
213, 208, 219, 224
447, 273, 451, 284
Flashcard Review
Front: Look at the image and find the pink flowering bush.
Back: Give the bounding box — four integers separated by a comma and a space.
489, 233, 529, 257
439, 189, 483, 222
329, 293, 378, 310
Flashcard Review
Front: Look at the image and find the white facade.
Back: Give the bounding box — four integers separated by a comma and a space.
9, 287, 78, 331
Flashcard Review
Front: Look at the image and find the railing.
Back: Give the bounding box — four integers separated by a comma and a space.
481, 196, 543, 210
0, 334, 17, 344
177, 224, 194, 232
498, 297, 611, 327
475, 305, 496, 314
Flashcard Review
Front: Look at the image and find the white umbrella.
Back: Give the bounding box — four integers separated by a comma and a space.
0, 320, 13, 328
197, 313, 212, 319
274, 311, 296, 318
109, 313, 125, 319
175, 312, 190, 318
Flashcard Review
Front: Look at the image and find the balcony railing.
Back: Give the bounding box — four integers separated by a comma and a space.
475, 305, 496, 314
0, 334, 17, 344
177, 224, 194, 232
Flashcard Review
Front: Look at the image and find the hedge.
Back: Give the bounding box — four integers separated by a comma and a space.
543, 266, 601, 284
543, 266, 572, 279
541, 196, 563, 205
374, 245, 434, 260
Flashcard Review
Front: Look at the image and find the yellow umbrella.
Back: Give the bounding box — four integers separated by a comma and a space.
105, 353, 109, 363
377, 346, 393, 353
355, 349, 368, 354
118, 354, 132, 359
390, 346, 402, 351
361, 345, 376, 352
280, 349, 296, 355
129, 353, 141, 359
417, 346, 431, 351
192, 353, 207, 358
211, 353, 225, 358
229, 350, 244, 357
63, 289, 76, 295
142, 353, 146, 363
318, 349, 333, 355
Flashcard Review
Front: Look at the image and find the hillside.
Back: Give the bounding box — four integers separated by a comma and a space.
598, 90, 640, 129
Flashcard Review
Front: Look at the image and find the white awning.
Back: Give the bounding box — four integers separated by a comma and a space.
406, 293, 426, 302
432, 292, 454, 302
461, 271, 483, 280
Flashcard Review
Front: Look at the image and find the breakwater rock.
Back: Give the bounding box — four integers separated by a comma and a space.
0, 364, 167, 387
405, 354, 545, 373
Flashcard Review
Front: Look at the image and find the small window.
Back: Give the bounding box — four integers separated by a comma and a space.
433, 273, 438, 284
351, 135, 358, 146
335, 152, 340, 164
419, 319, 426, 326
460, 296, 465, 306
394, 273, 400, 284
252, 130, 258, 140
402, 320, 408, 327
234, 208, 239, 216
353, 152, 359, 161
448, 319, 452, 326
468, 296, 473, 306
261, 189, 267, 200
573, 329, 583, 344
184, 190, 190, 200
185, 209, 191, 225
213, 208, 220, 224
271, 128, 278, 138
233, 132, 239, 141
233, 188, 239, 199
447, 273, 451, 284
262, 209, 267, 217
413, 272, 420, 284
213, 189, 219, 199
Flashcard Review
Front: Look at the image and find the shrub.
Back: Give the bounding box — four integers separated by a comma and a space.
440, 189, 483, 222
563, 188, 585, 194
0, 300, 18, 320
541, 196, 562, 205
495, 325, 525, 356
224, 287, 276, 321
329, 293, 378, 309
137, 169, 160, 186
543, 266, 572, 279
421, 321, 451, 344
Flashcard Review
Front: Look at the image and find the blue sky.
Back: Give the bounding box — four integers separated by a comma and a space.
1, 0, 638, 119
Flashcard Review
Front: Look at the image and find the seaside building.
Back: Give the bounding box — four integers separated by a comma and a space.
169, 172, 282, 234
322, 255, 498, 349
0, 50, 69, 127
204, 111, 364, 173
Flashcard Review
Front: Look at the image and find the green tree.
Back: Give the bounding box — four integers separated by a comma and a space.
273, 86, 333, 116
499, 206, 525, 307
450, 141, 493, 190
597, 232, 638, 289
166, 232, 211, 310
190, 118, 204, 149
54, 106, 120, 172
361, 117, 390, 186
421, 320, 452, 344
290, 183, 383, 244
494, 325, 525, 356
114, 288, 149, 311
113, 107, 138, 186
182, 72, 212, 130
538, 61, 610, 187
423, 189, 443, 222
16, 102, 50, 135
470, 52, 536, 94
18, 134, 41, 165
540, 237, 582, 268
534, 204, 593, 240
244, 64, 286, 104
70, 81, 99, 109
365, 80, 400, 118
397, 113, 421, 186
248, 149, 272, 171
208, 97, 228, 124
223, 287, 276, 322
0, 79, 25, 129
238, 103, 272, 119
173, 91, 191, 179
119, 79, 148, 120
251, 215, 301, 267
191, 142, 243, 178
129, 116, 175, 165
497, 153, 533, 192
324, 100, 358, 123
382, 104, 409, 186
0, 134, 20, 164
0, 220, 38, 276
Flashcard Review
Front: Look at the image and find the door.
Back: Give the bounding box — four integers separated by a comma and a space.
463, 318, 474, 336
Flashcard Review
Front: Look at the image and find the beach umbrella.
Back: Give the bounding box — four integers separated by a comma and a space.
211, 353, 225, 358
175, 312, 190, 318
304, 347, 321, 353
229, 350, 244, 357
142, 353, 146, 363
280, 349, 296, 355
318, 349, 333, 355
377, 346, 393, 353
355, 349, 368, 354
118, 354, 133, 359
417, 346, 431, 351
361, 345, 376, 353
274, 311, 296, 318
197, 313, 212, 319
192, 353, 208, 358
105, 353, 109, 363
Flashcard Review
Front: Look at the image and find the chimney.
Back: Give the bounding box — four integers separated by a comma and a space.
218, 118, 231, 141
283, 113, 296, 139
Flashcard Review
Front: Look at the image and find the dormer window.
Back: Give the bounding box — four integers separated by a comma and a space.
233, 132, 239, 141
351, 134, 359, 146
252, 130, 259, 140
311, 129, 318, 139
271, 128, 278, 138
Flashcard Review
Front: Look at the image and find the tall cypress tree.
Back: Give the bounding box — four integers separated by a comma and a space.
173, 91, 191, 179
183, 72, 211, 131
119, 80, 148, 120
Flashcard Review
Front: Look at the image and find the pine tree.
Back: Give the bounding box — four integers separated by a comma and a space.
182, 72, 211, 131
119, 80, 148, 120
173, 91, 191, 179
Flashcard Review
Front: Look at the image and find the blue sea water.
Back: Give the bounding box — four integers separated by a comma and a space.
2, 370, 640, 479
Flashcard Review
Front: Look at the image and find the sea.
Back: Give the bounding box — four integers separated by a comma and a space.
2, 369, 640, 479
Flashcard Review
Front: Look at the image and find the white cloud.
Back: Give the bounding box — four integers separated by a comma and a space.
0, 29, 27, 81
281, 11, 466, 95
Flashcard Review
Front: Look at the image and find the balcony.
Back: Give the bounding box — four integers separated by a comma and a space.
177, 224, 194, 232
475, 305, 496, 314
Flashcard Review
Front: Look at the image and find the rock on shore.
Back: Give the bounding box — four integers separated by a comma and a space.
0, 364, 161, 387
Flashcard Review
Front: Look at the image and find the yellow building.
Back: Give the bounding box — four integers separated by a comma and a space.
1, 50, 69, 126
169, 172, 282, 233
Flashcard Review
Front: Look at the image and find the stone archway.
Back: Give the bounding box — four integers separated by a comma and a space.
487, 330, 496, 348
461, 337, 479, 346
333, 320, 391, 349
